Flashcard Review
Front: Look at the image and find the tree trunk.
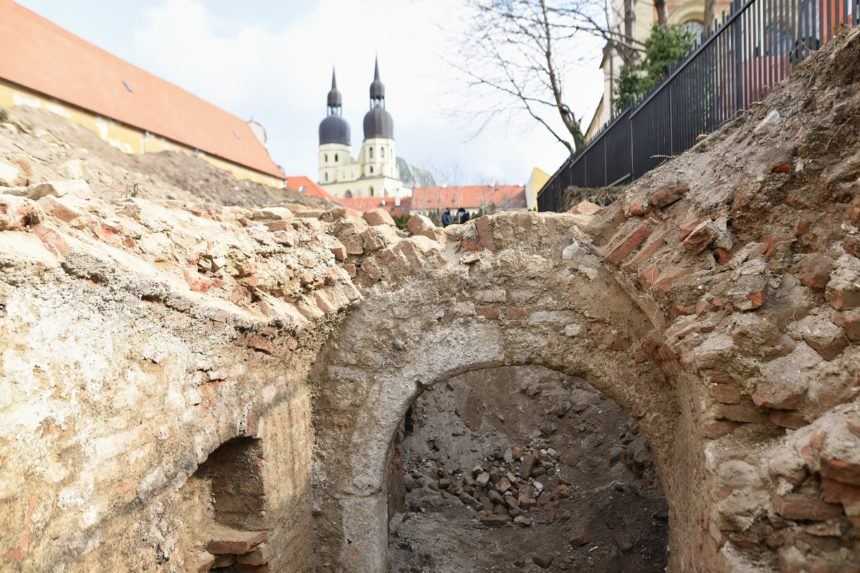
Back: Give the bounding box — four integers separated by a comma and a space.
655, 0, 668, 27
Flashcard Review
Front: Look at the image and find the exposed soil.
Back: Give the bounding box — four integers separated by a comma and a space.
387, 366, 668, 573
0, 106, 330, 209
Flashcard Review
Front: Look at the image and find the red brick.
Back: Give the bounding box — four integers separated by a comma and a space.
206, 528, 267, 555
678, 218, 704, 241
653, 266, 692, 293
477, 305, 500, 320
32, 224, 69, 257
604, 223, 652, 265
504, 307, 529, 320
182, 268, 218, 293
244, 335, 274, 355
702, 420, 740, 439
822, 479, 860, 504
624, 198, 648, 218
714, 248, 732, 265
623, 230, 667, 270
773, 494, 843, 521
769, 411, 807, 430
475, 216, 496, 251
682, 220, 718, 253
638, 265, 660, 288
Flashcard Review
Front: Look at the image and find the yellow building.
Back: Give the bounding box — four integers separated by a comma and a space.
525, 167, 550, 211
585, 0, 733, 141
0, 1, 285, 188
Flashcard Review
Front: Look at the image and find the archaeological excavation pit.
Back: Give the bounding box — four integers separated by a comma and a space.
386, 366, 668, 572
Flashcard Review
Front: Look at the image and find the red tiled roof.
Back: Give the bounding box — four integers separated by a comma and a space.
338, 196, 412, 214
285, 176, 332, 200
0, 1, 284, 179
412, 186, 526, 210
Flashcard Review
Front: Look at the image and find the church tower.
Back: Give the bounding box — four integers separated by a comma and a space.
359, 58, 398, 190
317, 60, 404, 199
318, 69, 354, 186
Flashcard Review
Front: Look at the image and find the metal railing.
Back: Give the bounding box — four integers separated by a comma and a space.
538, 0, 859, 212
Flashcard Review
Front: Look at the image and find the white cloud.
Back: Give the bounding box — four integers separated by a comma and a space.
127, 0, 603, 184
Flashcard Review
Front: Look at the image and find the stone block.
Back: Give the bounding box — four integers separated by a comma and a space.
798, 254, 834, 290
826, 254, 860, 310
206, 526, 267, 555
682, 220, 718, 253
29, 179, 91, 200
649, 182, 688, 209
406, 214, 437, 239
752, 343, 820, 410
0, 159, 20, 186
237, 543, 272, 565
363, 208, 395, 226
0, 195, 42, 231
568, 200, 602, 215
832, 309, 860, 341
791, 314, 847, 360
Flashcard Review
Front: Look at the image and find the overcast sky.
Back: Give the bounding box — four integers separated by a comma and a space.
19, 0, 604, 185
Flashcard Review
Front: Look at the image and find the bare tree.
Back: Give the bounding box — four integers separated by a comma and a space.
458, 0, 646, 154
655, 0, 668, 26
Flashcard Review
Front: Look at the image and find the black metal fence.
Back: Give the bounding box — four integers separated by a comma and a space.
538, 0, 859, 212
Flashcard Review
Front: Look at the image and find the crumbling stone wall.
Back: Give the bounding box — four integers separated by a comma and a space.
311, 29, 860, 573
2, 25, 859, 573
0, 148, 357, 571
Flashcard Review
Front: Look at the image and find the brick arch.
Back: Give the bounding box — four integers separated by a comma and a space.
311, 237, 698, 572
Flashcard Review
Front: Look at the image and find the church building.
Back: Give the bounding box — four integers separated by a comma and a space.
318, 60, 406, 199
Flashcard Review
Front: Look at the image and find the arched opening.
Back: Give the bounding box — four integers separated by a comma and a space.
335, 152, 339, 162
310, 231, 690, 572
178, 437, 270, 571
370, 186, 375, 197
370, 147, 374, 159
387, 365, 668, 572
324, 153, 328, 163
344, 190, 353, 198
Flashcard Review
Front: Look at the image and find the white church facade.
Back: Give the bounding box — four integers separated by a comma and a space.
317, 61, 408, 199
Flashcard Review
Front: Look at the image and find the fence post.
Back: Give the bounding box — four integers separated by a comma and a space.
734, 0, 744, 114
668, 85, 674, 155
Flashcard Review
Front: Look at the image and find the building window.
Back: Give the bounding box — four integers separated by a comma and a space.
370, 186, 375, 197
335, 153, 339, 162
370, 166, 374, 174
324, 153, 328, 163
681, 20, 704, 43
345, 190, 353, 198
381, 147, 385, 158
325, 172, 329, 182
369, 147, 374, 159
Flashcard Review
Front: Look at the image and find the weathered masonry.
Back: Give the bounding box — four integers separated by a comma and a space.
2, 25, 860, 573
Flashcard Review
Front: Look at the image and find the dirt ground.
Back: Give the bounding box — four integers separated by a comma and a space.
0, 106, 329, 209
387, 366, 668, 573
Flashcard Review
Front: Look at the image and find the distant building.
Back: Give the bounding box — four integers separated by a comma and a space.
338, 195, 412, 218
0, 1, 284, 187
285, 176, 333, 201
318, 61, 408, 200
411, 185, 526, 217
525, 167, 550, 211
585, 0, 732, 141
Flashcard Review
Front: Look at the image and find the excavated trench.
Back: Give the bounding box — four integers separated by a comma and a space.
385, 366, 668, 573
